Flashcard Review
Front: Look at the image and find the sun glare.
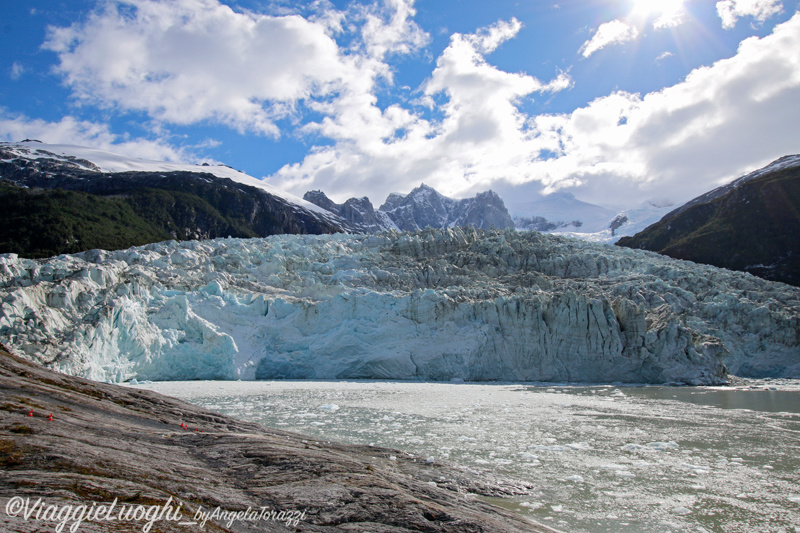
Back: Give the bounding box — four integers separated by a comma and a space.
631, 0, 686, 26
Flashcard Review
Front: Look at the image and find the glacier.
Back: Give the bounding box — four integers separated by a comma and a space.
0, 228, 798, 384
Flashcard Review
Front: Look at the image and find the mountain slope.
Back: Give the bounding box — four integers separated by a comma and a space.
617, 156, 800, 286
0, 141, 349, 257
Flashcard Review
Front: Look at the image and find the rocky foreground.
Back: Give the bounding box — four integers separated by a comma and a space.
0, 345, 558, 533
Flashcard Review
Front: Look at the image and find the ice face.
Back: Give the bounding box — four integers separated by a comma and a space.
1, 228, 798, 383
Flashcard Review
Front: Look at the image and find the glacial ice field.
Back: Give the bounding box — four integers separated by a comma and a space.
134, 380, 800, 533
2, 228, 799, 384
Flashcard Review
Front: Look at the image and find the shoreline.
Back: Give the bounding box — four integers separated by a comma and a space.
0, 344, 560, 532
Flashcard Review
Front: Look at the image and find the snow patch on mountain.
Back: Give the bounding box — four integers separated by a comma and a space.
510, 192, 672, 244
1, 141, 333, 218
305, 184, 515, 233
1, 229, 797, 384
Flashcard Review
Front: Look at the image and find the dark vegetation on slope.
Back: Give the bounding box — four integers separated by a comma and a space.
617, 165, 800, 286
0, 154, 347, 258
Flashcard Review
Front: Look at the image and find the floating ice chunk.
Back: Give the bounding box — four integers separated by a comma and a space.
672, 506, 692, 515
519, 452, 539, 461
530, 442, 591, 452
788, 496, 800, 504
621, 443, 648, 453
551, 505, 564, 513
648, 441, 679, 451
614, 471, 635, 478
318, 403, 340, 411
682, 463, 710, 475
426, 456, 435, 464
389, 455, 396, 461
565, 475, 585, 483
519, 501, 543, 510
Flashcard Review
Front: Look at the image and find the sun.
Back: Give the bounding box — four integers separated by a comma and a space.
630, 0, 686, 27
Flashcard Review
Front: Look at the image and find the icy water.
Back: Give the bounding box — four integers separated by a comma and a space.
134, 381, 800, 533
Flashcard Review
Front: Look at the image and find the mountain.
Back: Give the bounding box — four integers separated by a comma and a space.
617, 155, 800, 286
303, 190, 398, 232
304, 183, 515, 233
0, 141, 350, 257
509, 191, 672, 244
3, 228, 798, 384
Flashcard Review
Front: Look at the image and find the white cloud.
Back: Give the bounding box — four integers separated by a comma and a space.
466, 17, 523, 54
716, 0, 783, 29
10, 62, 24, 81
273, 13, 800, 213
28, 0, 800, 215
43, 0, 427, 137
0, 113, 191, 162
579, 20, 639, 58
650, 0, 688, 29
359, 0, 429, 58
521, 12, 800, 207
270, 19, 572, 202
656, 51, 675, 62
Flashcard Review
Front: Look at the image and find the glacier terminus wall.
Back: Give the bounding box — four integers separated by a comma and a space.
1, 228, 798, 384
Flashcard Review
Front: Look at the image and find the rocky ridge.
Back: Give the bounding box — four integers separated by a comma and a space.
617, 155, 800, 286
304, 184, 515, 233
0, 142, 352, 258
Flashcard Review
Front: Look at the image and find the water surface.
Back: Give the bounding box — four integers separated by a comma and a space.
134, 380, 800, 533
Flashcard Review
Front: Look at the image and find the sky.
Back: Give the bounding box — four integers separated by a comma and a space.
1, 0, 799, 214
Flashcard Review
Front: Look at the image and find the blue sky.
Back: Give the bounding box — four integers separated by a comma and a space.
1, 0, 799, 213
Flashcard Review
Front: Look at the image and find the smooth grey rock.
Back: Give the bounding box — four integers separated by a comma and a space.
0, 345, 558, 533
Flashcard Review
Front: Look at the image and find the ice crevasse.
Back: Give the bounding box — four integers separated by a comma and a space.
0, 228, 798, 384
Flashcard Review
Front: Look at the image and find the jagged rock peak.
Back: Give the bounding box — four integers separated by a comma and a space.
306, 183, 515, 233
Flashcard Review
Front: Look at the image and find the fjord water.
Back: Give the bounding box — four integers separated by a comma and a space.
136, 381, 800, 533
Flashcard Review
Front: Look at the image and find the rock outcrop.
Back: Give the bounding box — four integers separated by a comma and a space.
304, 184, 515, 233
0, 344, 556, 532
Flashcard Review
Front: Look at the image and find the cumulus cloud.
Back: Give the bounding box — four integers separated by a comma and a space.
270, 18, 572, 202
522, 12, 800, 207
273, 13, 800, 212
579, 20, 638, 58
0, 112, 191, 162
28, 0, 800, 214
716, 0, 783, 29
43, 0, 427, 137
